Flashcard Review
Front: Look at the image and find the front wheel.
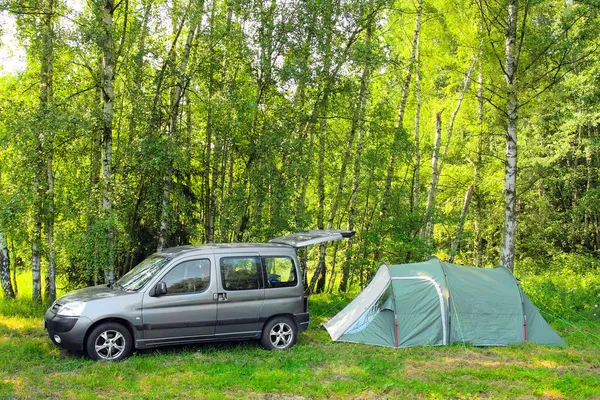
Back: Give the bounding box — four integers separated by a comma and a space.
260, 317, 297, 350
86, 322, 133, 361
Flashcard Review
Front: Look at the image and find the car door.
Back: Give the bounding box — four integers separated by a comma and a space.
142, 256, 217, 342
215, 253, 264, 337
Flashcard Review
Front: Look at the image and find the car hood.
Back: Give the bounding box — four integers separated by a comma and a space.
56, 285, 135, 304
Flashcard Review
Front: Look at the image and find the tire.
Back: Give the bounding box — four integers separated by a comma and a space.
86, 322, 133, 361
260, 316, 297, 350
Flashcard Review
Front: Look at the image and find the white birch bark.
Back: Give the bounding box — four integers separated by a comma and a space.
0, 232, 15, 299
46, 154, 56, 301
32, 0, 55, 300
412, 46, 421, 212
44, 0, 55, 299
423, 112, 443, 243
0, 170, 14, 298
500, 0, 518, 272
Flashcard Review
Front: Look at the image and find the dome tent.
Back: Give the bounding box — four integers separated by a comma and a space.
323, 258, 565, 347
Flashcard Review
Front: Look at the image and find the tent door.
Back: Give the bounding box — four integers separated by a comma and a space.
391, 277, 447, 347
269, 230, 355, 248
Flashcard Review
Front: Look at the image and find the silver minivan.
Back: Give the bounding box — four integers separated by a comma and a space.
44, 230, 353, 360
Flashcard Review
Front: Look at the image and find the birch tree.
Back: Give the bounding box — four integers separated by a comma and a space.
157, 1, 202, 251
339, 18, 374, 293
380, 0, 422, 218
97, 0, 117, 281
499, 0, 518, 272
0, 232, 14, 299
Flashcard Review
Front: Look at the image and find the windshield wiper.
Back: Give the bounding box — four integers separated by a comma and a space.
109, 281, 125, 291
115, 282, 137, 292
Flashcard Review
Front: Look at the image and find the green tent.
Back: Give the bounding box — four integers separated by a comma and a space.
323, 258, 565, 347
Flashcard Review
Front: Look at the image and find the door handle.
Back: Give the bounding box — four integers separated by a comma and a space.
214, 292, 228, 301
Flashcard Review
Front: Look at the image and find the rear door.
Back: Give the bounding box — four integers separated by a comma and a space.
215, 253, 264, 337
269, 230, 355, 248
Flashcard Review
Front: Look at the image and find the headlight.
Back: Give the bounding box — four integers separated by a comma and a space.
56, 301, 86, 317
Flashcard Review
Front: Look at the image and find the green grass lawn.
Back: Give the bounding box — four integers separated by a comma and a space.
1, 291, 599, 400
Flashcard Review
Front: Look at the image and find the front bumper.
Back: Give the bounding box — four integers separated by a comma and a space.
44, 309, 92, 352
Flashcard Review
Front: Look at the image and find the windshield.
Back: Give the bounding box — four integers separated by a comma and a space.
117, 255, 168, 291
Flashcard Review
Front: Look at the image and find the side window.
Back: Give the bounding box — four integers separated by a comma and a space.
161, 259, 211, 295
220, 257, 262, 291
263, 257, 297, 288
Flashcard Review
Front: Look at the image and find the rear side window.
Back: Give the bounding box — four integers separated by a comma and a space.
220, 257, 262, 290
263, 257, 297, 288
161, 259, 211, 295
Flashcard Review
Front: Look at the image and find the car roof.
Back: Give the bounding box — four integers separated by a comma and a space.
158, 242, 293, 256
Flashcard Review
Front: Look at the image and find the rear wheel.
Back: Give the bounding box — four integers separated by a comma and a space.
260, 316, 297, 350
86, 322, 133, 361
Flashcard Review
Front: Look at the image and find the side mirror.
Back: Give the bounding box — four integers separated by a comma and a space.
151, 281, 168, 297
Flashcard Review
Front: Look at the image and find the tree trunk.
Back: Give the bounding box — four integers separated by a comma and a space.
0, 232, 15, 299
327, 241, 339, 293
500, 0, 518, 273
10, 239, 17, 295
412, 45, 422, 213
439, 59, 475, 170
99, 0, 116, 281
313, 90, 330, 294
380, 0, 422, 218
31, 136, 43, 301
44, 2, 56, 301
449, 185, 473, 263
157, 2, 201, 251
127, 0, 151, 141
339, 18, 374, 293
308, 0, 336, 295
46, 153, 56, 301
31, 0, 55, 301
473, 60, 484, 267
204, 0, 217, 243
423, 112, 443, 243
421, 60, 474, 243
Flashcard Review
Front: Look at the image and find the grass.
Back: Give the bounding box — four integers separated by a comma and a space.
1, 273, 600, 399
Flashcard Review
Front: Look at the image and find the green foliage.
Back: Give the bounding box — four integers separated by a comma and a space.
519, 258, 600, 322
0, 0, 599, 296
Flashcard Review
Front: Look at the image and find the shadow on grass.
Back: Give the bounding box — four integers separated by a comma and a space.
132, 338, 264, 358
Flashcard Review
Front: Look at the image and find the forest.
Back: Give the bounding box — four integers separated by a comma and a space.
0, 0, 599, 303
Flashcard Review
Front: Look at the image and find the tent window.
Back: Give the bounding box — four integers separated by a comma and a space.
344, 285, 393, 335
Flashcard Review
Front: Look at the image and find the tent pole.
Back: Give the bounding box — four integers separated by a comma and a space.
395, 314, 399, 348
